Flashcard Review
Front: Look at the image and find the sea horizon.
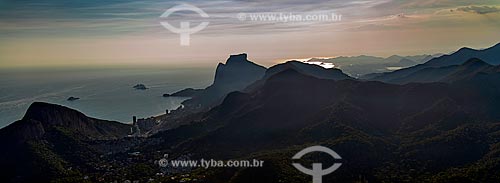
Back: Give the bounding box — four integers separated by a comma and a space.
0, 66, 214, 128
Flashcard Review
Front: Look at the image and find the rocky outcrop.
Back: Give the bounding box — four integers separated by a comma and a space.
133, 84, 148, 90
67, 96, 80, 101
181, 53, 266, 109
168, 88, 204, 97
1, 102, 131, 143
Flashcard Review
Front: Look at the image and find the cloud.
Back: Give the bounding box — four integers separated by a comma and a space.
1, 0, 499, 40
457, 6, 500, 14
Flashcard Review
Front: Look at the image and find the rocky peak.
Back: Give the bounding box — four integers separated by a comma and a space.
2, 102, 131, 141
23, 102, 89, 127
213, 53, 266, 87
226, 53, 248, 65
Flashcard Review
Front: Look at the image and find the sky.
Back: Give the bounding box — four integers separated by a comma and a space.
0, 0, 499, 68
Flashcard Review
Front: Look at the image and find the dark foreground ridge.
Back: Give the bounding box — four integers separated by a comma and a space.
1, 102, 130, 143
1, 47, 500, 182
0, 102, 132, 182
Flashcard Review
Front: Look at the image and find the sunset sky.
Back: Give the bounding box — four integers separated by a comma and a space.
1, 0, 499, 68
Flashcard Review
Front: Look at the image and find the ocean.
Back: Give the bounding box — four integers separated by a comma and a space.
0, 66, 214, 128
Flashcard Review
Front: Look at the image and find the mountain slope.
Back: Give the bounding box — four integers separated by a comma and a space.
265, 61, 352, 80
179, 53, 266, 109
3, 65, 500, 182
243, 61, 352, 93
1, 102, 131, 143
368, 43, 500, 83
308, 54, 434, 77
149, 68, 500, 182
3, 50, 500, 182
387, 58, 500, 84
0, 102, 132, 183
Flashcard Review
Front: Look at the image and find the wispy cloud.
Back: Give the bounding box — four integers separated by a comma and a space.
0, 0, 390, 37
1, 0, 499, 68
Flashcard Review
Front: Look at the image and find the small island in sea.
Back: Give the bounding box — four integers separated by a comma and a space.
133, 84, 148, 90
66, 96, 80, 101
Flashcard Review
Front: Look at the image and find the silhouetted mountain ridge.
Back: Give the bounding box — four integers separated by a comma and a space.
367, 43, 500, 83
179, 53, 266, 110
1, 102, 130, 143
0, 102, 132, 182
308, 54, 434, 77
387, 58, 500, 84
149, 67, 500, 182
265, 61, 352, 80
3, 50, 500, 182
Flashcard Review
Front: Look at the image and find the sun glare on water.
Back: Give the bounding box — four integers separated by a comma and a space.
303, 61, 336, 69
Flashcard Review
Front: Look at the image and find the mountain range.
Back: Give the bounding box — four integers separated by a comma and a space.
365, 43, 500, 84
1, 42, 500, 182
307, 54, 435, 77
384, 58, 500, 84
149, 66, 500, 182
0, 102, 131, 182
176, 53, 266, 110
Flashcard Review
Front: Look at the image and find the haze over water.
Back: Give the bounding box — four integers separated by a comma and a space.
0, 66, 213, 128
